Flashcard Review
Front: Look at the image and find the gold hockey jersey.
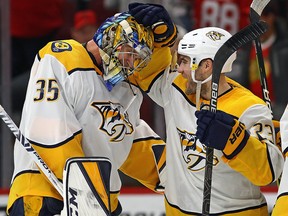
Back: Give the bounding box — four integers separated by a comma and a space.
134, 53, 284, 215
7, 39, 166, 214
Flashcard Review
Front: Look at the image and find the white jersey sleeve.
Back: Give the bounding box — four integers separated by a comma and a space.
272, 104, 288, 215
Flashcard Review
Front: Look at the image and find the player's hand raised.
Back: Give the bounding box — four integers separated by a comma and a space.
128, 3, 177, 47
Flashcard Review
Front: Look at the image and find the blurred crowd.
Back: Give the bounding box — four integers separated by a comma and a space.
8, 0, 288, 186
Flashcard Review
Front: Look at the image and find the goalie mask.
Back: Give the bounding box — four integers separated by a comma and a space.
93, 12, 153, 91
178, 27, 237, 84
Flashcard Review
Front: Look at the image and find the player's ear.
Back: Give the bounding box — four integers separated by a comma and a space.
206, 59, 213, 69
202, 59, 213, 70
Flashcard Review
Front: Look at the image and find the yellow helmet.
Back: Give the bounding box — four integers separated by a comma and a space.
93, 12, 153, 91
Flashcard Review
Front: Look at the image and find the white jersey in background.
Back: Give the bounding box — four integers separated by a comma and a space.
272, 104, 288, 215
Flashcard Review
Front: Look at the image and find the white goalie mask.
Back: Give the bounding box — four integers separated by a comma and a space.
178, 27, 237, 84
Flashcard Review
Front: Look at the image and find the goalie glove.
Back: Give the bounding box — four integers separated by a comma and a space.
128, 3, 177, 47
195, 110, 250, 159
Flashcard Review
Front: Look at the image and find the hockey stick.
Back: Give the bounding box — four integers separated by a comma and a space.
0, 105, 64, 196
0, 105, 111, 216
202, 21, 268, 215
250, 0, 273, 113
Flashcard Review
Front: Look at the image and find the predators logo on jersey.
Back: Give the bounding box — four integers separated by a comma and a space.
91, 101, 134, 142
51, 41, 72, 52
177, 128, 219, 171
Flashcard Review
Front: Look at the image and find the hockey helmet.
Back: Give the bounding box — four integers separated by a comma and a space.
93, 12, 153, 91
178, 27, 237, 75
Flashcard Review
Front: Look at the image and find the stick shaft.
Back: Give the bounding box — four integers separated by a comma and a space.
254, 37, 273, 111
250, 1, 273, 113
0, 105, 63, 196
201, 21, 268, 215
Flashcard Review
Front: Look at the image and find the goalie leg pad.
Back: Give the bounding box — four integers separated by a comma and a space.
62, 157, 112, 216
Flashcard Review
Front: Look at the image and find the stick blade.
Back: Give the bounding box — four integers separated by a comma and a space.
225, 21, 268, 51
213, 20, 268, 81
251, 0, 271, 17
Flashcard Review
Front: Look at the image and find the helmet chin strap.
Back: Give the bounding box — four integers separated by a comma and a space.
191, 70, 212, 110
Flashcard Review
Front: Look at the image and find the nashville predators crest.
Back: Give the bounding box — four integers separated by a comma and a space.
206, 31, 225, 41
51, 41, 72, 52
91, 101, 134, 142
177, 128, 219, 171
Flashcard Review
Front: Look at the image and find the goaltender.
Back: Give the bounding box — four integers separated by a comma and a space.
7, 4, 176, 216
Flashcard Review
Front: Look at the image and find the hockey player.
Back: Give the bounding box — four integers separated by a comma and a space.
272, 104, 288, 215
7, 8, 176, 216
129, 4, 284, 214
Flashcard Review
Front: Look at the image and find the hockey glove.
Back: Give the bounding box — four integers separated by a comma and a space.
195, 110, 250, 159
128, 3, 177, 47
